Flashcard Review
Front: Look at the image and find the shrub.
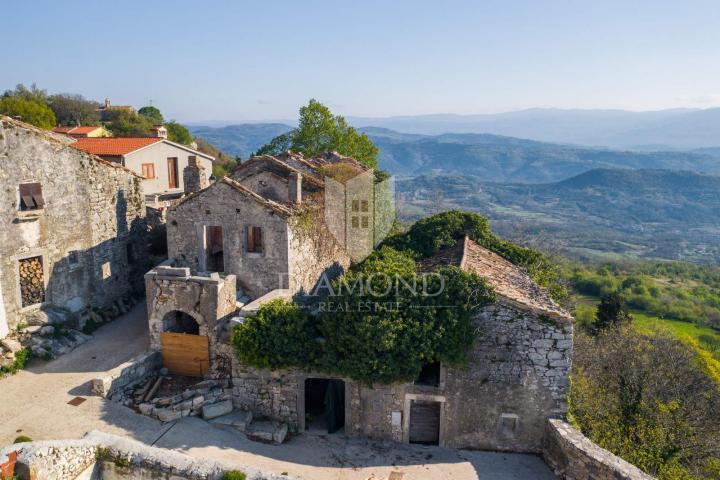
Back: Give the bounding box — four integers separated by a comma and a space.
222, 471, 247, 480
13, 435, 32, 443
0, 348, 31, 377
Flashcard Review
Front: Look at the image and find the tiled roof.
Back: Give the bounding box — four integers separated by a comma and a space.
52, 126, 76, 134
52, 126, 104, 135
72, 137, 162, 156
418, 237, 573, 322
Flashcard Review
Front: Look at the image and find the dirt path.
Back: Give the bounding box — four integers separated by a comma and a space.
0, 304, 556, 480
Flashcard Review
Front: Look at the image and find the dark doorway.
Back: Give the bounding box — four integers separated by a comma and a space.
304, 378, 345, 434
162, 310, 200, 334
409, 400, 441, 445
204, 225, 224, 272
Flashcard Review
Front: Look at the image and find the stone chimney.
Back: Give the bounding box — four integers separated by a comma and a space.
288, 171, 302, 204
183, 156, 208, 193
150, 124, 168, 139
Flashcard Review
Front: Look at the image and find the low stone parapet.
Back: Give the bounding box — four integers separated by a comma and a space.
0, 430, 295, 480
543, 419, 654, 480
92, 351, 162, 399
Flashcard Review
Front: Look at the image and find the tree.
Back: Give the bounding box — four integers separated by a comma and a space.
3, 83, 47, 104
47, 94, 100, 126
138, 106, 164, 124
164, 121, 193, 145
195, 137, 238, 178
570, 328, 720, 478
591, 292, 633, 334
105, 110, 153, 137
0, 96, 56, 129
257, 99, 379, 169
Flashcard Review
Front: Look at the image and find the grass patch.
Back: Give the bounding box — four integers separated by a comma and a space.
0, 348, 31, 378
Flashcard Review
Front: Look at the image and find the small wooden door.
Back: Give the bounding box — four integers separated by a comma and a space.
409, 400, 441, 445
167, 157, 179, 189
160, 332, 210, 377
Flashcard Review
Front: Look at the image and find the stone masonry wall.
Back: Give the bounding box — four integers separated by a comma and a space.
543, 419, 654, 480
0, 118, 147, 336
167, 181, 291, 298
91, 351, 162, 399
226, 300, 572, 452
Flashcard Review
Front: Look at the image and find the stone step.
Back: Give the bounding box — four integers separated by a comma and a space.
209, 410, 253, 433
245, 419, 288, 445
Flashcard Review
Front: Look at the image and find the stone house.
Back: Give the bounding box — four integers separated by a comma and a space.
145, 150, 573, 453
0, 116, 148, 339
72, 137, 214, 200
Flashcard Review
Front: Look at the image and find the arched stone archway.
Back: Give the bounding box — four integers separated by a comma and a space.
162, 310, 200, 335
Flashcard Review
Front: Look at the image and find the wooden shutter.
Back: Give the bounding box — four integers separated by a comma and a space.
409, 401, 441, 445
19, 183, 43, 210
247, 226, 262, 253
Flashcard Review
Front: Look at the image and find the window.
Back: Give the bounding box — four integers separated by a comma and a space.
141, 163, 155, 179
351, 199, 360, 212
360, 200, 369, 212
351, 216, 359, 228
247, 226, 263, 254
19, 183, 44, 211
415, 361, 441, 387
361, 216, 369, 228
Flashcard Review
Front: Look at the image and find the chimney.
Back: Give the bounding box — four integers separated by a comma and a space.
288, 171, 302, 204
183, 156, 208, 193
150, 124, 168, 139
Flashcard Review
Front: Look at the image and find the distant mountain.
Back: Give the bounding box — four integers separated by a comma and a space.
189, 123, 720, 183
397, 169, 720, 262
364, 127, 720, 182
188, 123, 292, 158
349, 108, 720, 150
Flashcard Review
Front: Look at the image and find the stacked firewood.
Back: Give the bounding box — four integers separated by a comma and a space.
19, 257, 44, 307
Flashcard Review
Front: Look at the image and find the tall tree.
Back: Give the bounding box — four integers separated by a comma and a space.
138, 106, 164, 124
257, 99, 379, 169
105, 110, 153, 137
0, 96, 56, 129
47, 94, 100, 126
591, 292, 633, 334
164, 121, 193, 145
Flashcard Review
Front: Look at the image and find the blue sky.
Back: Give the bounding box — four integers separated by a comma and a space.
2, 0, 720, 122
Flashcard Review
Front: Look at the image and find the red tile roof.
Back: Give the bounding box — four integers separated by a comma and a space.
73, 137, 162, 156
52, 126, 76, 134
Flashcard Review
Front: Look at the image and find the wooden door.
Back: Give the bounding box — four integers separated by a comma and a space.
160, 332, 209, 377
167, 157, 179, 189
409, 400, 441, 445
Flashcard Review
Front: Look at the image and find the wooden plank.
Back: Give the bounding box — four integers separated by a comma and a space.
160, 332, 209, 377
409, 400, 441, 445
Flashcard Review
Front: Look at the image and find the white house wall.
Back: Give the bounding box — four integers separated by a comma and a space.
124, 143, 212, 196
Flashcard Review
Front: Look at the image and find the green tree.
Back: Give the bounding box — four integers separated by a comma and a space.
591, 292, 633, 334
257, 99, 379, 168
195, 137, 238, 178
164, 121, 193, 145
47, 94, 100, 126
138, 105, 164, 124
0, 96, 56, 129
3, 83, 47, 104
105, 109, 153, 137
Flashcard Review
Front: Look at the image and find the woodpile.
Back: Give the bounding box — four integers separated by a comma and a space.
19, 257, 44, 307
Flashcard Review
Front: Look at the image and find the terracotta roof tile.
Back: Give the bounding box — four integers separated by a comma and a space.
418, 237, 572, 322
72, 137, 162, 156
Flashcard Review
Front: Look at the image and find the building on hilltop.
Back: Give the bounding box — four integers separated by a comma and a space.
52, 125, 112, 138
71, 137, 214, 201
95, 98, 135, 122
143, 149, 573, 453
0, 116, 148, 340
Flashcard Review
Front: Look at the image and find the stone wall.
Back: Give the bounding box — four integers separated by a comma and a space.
226, 301, 572, 452
543, 419, 654, 480
145, 265, 237, 377
92, 351, 162, 399
1, 430, 294, 480
0, 117, 148, 337
167, 181, 291, 298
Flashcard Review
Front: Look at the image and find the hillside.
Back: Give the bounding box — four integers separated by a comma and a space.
397, 169, 720, 262
189, 124, 720, 183
349, 107, 720, 150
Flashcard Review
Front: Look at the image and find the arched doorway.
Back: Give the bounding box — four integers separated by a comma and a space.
159, 310, 209, 377
163, 310, 200, 334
